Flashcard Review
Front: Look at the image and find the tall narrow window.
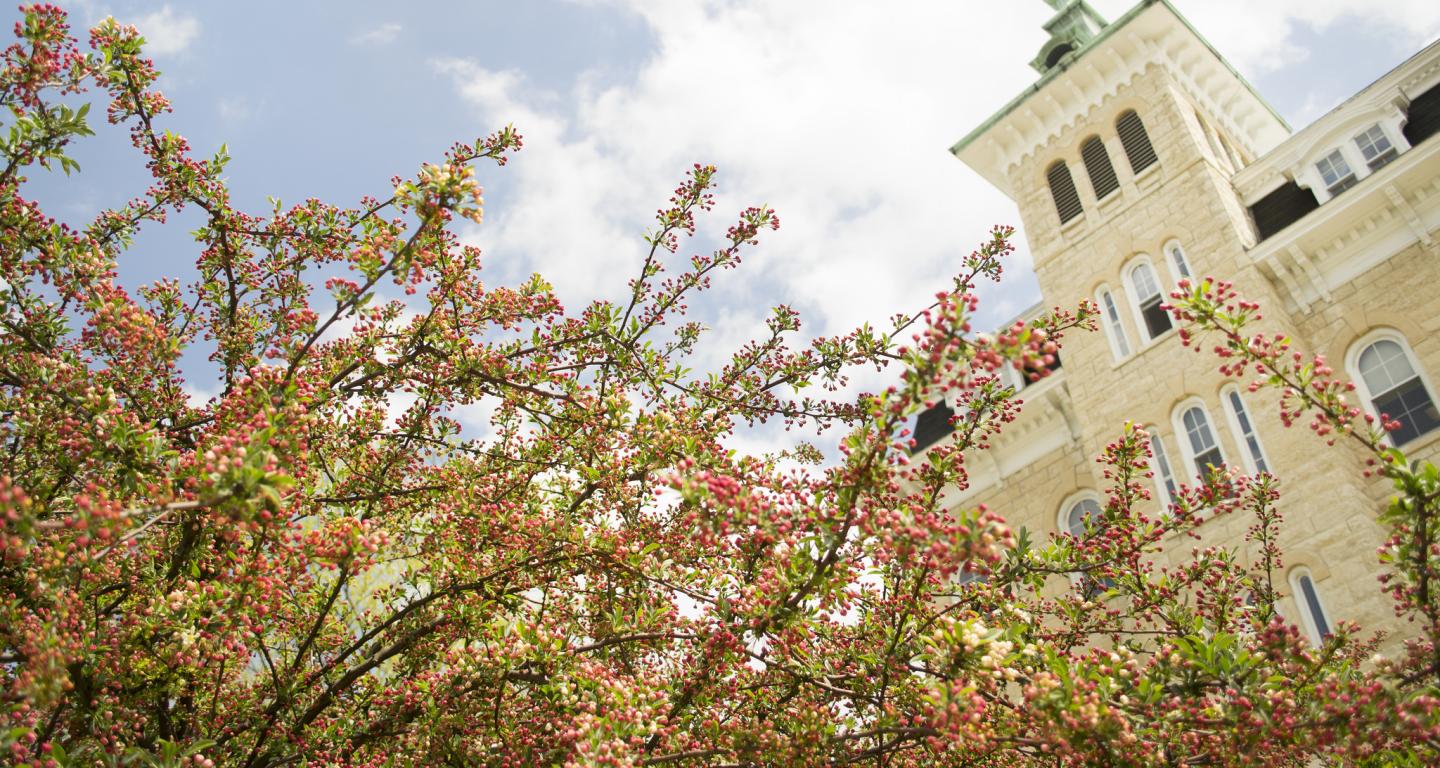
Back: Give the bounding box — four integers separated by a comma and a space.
1116, 110, 1158, 174
1290, 568, 1332, 645
1164, 240, 1192, 280
1181, 405, 1224, 478
1080, 136, 1120, 200
1356, 338, 1440, 445
1047, 161, 1084, 224
1149, 430, 1179, 507
1354, 125, 1398, 171
1128, 262, 1172, 340
1064, 496, 1110, 596
1224, 388, 1269, 473
1098, 287, 1130, 359
1315, 149, 1357, 196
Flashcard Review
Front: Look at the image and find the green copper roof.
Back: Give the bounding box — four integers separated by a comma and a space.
949, 0, 1290, 157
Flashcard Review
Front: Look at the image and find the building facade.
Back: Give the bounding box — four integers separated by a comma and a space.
920, 0, 1440, 645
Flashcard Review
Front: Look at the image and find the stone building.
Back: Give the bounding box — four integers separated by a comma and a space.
916, 0, 1440, 645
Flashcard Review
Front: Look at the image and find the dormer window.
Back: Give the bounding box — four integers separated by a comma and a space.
1315, 150, 1357, 197
1354, 125, 1398, 171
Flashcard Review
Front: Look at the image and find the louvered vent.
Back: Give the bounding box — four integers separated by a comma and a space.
1249, 181, 1319, 241
1080, 136, 1119, 199
1047, 161, 1084, 224
1404, 84, 1440, 148
1116, 110, 1158, 173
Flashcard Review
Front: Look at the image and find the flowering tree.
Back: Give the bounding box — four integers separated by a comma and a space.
1, 6, 1438, 767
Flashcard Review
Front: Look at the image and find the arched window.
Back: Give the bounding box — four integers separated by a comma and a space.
1352, 335, 1440, 445
1147, 428, 1179, 508
1065, 496, 1103, 538
1047, 161, 1084, 224
1061, 494, 1111, 596
1044, 43, 1075, 69
1080, 136, 1120, 200
1096, 286, 1131, 359
1222, 386, 1269, 473
1126, 260, 1172, 341
1116, 110, 1158, 174
1176, 403, 1225, 479
1163, 239, 1192, 280
1289, 567, 1332, 645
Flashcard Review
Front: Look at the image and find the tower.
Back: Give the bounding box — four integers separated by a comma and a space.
932, 0, 1440, 646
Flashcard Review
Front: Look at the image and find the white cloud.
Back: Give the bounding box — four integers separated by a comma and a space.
436, 0, 1440, 361
133, 5, 200, 57
437, 1, 1037, 345
1089, 0, 1440, 74
217, 97, 252, 123
351, 22, 403, 46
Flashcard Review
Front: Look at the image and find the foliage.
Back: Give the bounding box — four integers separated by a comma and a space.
1, 5, 1438, 766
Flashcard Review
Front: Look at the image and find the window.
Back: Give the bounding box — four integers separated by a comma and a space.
1127, 261, 1172, 340
1116, 110, 1158, 174
997, 361, 1025, 392
1179, 404, 1224, 478
1062, 495, 1111, 596
1080, 136, 1120, 200
1047, 161, 1084, 224
1223, 387, 1269, 473
1164, 240, 1191, 280
957, 566, 987, 587
1149, 430, 1179, 507
1315, 149, 1357, 196
1355, 337, 1440, 445
1354, 125, 1398, 171
1065, 497, 1103, 538
1097, 287, 1131, 359
1289, 568, 1332, 645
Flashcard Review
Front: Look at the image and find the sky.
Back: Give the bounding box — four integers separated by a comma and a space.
10, 0, 1440, 439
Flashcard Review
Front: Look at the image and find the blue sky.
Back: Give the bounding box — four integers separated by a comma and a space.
10, 0, 1440, 430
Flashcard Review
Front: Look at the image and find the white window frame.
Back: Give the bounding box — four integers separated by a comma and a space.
996, 360, 1025, 392
1171, 398, 1227, 481
1123, 256, 1173, 345
1314, 149, 1357, 197
1144, 425, 1180, 511
1345, 328, 1440, 447
1058, 491, 1104, 539
1095, 284, 1132, 361
1353, 123, 1398, 171
1162, 239, 1192, 282
1288, 566, 1333, 646
1220, 385, 1271, 474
